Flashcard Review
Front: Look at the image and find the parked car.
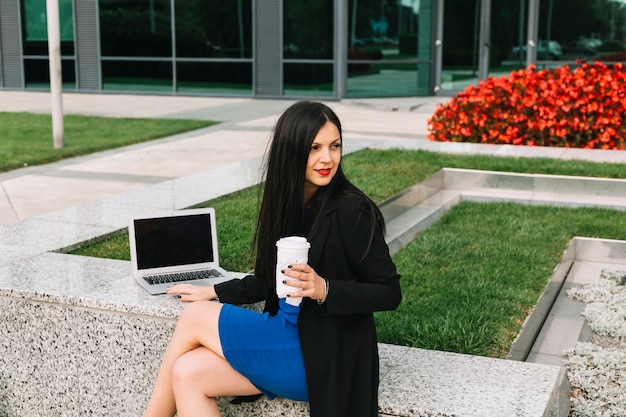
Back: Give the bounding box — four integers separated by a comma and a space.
576, 37, 602, 54
510, 40, 563, 60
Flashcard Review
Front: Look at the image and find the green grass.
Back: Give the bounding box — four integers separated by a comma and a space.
376, 202, 626, 357
71, 148, 626, 358
0, 112, 217, 173
73, 147, 626, 265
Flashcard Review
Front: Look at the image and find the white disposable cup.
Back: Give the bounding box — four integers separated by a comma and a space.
276, 236, 310, 306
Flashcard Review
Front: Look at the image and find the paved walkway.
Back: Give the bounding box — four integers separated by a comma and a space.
0, 91, 444, 225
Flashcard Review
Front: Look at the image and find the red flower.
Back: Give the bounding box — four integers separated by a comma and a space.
428, 61, 626, 150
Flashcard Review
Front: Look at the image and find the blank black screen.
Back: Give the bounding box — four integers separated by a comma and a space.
134, 214, 214, 270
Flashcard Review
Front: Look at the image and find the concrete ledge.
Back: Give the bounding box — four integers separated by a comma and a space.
524, 237, 626, 367
383, 167, 626, 257
0, 236, 568, 416
216, 344, 565, 417
0, 280, 564, 417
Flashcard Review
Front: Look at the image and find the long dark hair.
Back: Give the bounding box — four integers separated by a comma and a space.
253, 101, 385, 286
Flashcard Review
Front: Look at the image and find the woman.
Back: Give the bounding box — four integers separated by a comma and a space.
143, 101, 402, 417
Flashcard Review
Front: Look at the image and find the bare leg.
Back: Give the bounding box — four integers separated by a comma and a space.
143, 301, 259, 417
172, 347, 261, 417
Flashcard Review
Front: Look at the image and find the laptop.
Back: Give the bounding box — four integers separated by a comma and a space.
129, 207, 235, 294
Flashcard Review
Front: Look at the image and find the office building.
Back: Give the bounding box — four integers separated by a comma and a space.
1, 0, 623, 99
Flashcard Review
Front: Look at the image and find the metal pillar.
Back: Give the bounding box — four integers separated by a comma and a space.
335, 0, 348, 99
526, 0, 540, 65
478, 0, 491, 80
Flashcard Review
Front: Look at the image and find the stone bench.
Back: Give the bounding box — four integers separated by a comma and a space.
0, 254, 564, 416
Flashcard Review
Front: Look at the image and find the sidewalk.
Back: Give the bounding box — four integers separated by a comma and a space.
0, 91, 442, 225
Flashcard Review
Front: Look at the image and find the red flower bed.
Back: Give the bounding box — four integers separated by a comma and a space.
428, 61, 626, 150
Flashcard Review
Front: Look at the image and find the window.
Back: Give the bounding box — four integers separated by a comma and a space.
21, 0, 75, 89
99, 0, 172, 57
347, 0, 420, 97
283, 0, 334, 97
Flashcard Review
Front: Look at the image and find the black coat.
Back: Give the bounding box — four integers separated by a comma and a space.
215, 196, 402, 417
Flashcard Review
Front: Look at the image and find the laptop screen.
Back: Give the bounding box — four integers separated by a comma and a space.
133, 213, 215, 270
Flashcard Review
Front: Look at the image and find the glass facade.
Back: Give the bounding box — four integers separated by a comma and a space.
347, 0, 421, 97
99, 0, 253, 95
441, 0, 528, 92
536, 0, 626, 66
439, 0, 626, 95
3, 0, 624, 98
175, 0, 253, 94
99, 0, 172, 57
99, 0, 173, 92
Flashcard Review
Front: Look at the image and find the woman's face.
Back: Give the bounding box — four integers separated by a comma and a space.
304, 121, 341, 205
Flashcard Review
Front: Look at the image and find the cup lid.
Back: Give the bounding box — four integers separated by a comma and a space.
276, 236, 310, 248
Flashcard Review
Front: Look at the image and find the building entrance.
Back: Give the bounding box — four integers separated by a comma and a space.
436, 0, 527, 95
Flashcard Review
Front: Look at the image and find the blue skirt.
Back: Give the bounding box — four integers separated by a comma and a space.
218, 299, 308, 401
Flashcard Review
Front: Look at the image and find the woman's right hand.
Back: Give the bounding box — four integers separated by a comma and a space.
167, 284, 218, 302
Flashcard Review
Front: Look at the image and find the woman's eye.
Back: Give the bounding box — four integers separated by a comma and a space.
333, 143, 342, 149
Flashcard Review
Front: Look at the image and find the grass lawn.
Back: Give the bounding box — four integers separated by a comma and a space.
378, 201, 626, 357
0, 112, 217, 173
71, 148, 626, 358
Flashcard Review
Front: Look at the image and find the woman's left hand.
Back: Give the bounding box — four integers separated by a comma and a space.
281, 263, 327, 302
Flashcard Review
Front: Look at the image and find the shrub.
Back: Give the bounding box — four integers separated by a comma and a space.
598, 40, 625, 53
597, 50, 626, 62
399, 33, 418, 55
348, 48, 372, 74
428, 61, 626, 150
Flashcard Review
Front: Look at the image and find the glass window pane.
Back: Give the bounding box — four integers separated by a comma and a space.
440, 0, 480, 91
22, 0, 47, 41
347, 0, 420, 98
492, 1, 527, 71
284, 0, 333, 59
21, 0, 74, 55
176, 0, 252, 58
349, 0, 413, 51
492, 1, 527, 76
22, 0, 74, 41
441, 0, 527, 94
99, 0, 172, 57
177, 62, 252, 95
24, 58, 76, 89
538, 0, 626, 65
283, 63, 333, 97
348, 62, 418, 97
348, 0, 419, 59
102, 60, 173, 92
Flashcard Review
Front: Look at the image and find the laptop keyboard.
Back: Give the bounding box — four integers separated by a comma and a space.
144, 269, 224, 285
